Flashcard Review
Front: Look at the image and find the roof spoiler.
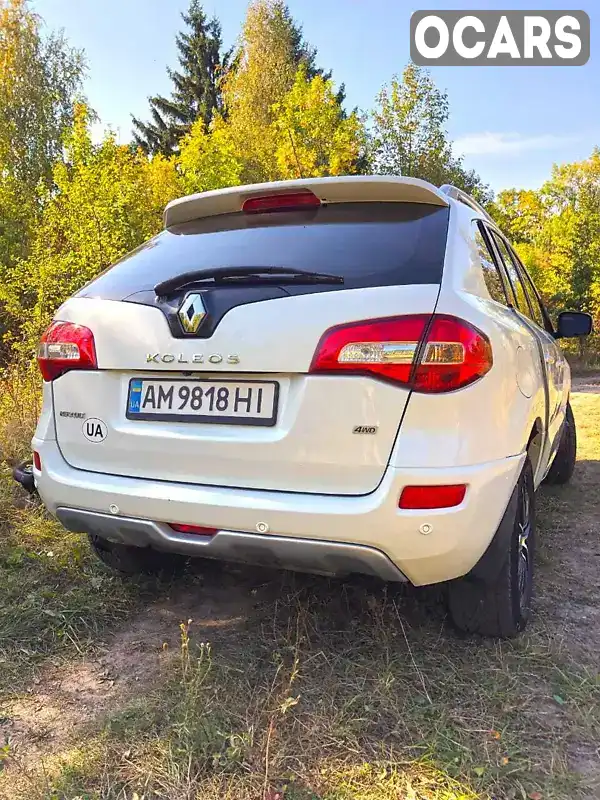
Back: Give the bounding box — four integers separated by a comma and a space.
163, 175, 450, 228
440, 184, 492, 221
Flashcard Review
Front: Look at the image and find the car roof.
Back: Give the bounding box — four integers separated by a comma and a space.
163, 175, 451, 228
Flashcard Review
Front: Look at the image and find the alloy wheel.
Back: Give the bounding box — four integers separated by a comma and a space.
517, 480, 533, 608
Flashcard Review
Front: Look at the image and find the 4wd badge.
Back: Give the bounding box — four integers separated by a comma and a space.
353, 425, 378, 435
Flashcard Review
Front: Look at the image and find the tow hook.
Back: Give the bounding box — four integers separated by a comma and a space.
12, 461, 36, 495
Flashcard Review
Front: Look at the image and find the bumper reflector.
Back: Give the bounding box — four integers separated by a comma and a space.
399, 484, 467, 510
168, 523, 217, 536
33, 451, 42, 471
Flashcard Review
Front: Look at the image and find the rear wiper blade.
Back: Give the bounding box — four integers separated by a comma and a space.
155, 266, 343, 295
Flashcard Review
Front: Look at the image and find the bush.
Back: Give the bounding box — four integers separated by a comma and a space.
0, 364, 41, 464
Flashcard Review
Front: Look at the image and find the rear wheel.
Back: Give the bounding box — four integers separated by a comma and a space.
88, 534, 186, 576
447, 458, 535, 638
543, 401, 576, 486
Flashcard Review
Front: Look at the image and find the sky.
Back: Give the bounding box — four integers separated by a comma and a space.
34, 0, 599, 193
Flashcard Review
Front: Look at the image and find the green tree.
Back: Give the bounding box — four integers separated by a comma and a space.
271, 66, 363, 178
178, 115, 242, 194
222, 0, 342, 183
371, 64, 490, 201
492, 151, 600, 358
2, 105, 182, 352
0, 0, 84, 188
489, 189, 546, 245
178, 62, 359, 192
540, 152, 600, 319
489, 189, 559, 307
132, 0, 227, 156
0, 0, 84, 276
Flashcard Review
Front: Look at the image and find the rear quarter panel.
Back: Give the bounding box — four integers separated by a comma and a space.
391, 204, 547, 475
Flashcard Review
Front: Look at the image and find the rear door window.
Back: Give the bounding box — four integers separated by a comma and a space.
517, 266, 545, 328
79, 202, 451, 301
474, 223, 509, 305
489, 230, 532, 317
506, 245, 552, 332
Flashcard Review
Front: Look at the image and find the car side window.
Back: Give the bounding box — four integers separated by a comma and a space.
489, 230, 532, 318
474, 223, 508, 306
506, 245, 551, 331
518, 268, 545, 327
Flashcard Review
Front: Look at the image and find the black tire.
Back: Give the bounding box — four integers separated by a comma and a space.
543, 401, 576, 486
447, 458, 535, 638
88, 534, 186, 577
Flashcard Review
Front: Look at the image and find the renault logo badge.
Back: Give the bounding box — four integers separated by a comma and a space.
178, 293, 206, 334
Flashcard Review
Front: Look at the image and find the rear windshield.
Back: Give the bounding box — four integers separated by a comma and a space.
79, 202, 449, 299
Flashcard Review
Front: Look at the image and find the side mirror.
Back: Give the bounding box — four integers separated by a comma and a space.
555, 311, 593, 339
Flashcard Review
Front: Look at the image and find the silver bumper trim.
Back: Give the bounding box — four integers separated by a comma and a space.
56, 507, 407, 582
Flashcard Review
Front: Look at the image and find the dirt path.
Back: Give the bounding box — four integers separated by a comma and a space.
572, 374, 600, 393
1, 563, 266, 773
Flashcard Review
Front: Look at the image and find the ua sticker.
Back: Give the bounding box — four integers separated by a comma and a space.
82, 418, 108, 443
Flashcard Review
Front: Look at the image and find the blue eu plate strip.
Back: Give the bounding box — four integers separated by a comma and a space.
128, 379, 143, 414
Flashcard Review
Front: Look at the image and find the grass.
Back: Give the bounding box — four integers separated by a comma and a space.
0, 367, 158, 692
0, 373, 598, 799
0, 487, 142, 693
9, 582, 597, 800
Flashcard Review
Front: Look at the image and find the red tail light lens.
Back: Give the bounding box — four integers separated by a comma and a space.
33, 451, 42, 471
37, 321, 97, 382
412, 316, 493, 393
310, 315, 429, 384
399, 484, 467, 509
310, 314, 492, 393
168, 523, 217, 536
242, 190, 321, 213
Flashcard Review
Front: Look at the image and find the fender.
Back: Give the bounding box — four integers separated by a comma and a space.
465, 457, 533, 583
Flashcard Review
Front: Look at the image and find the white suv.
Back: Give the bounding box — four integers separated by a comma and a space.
27, 176, 592, 637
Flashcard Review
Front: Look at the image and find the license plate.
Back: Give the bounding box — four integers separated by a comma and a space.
126, 378, 279, 426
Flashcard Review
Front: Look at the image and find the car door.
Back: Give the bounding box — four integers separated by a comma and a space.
487, 227, 565, 468
506, 244, 569, 448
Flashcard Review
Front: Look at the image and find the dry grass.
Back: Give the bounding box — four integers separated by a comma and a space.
0, 379, 598, 799
0, 366, 41, 465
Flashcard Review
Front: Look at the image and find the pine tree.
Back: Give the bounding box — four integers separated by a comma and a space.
131, 1, 227, 156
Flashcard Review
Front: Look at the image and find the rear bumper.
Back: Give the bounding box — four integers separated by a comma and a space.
33, 438, 525, 586
56, 508, 406, 582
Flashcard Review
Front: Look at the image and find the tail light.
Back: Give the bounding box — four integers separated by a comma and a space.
33, 451, 42, 471
37, 321, 97, 382
242, 190, 321, 213
310, 314, 492, 393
